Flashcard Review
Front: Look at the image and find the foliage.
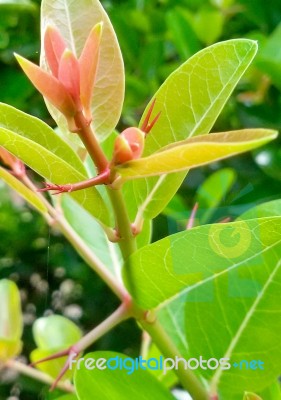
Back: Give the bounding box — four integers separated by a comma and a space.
0, 1, 281, 400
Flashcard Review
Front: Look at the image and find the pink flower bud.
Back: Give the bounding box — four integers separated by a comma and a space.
113, 127, 145, 165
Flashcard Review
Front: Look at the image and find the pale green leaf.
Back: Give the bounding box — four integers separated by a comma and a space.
0, 279, 23, 361
116, 130, 277, 182
40, 0, 124, 142
0, 167, 47, 214
74, 352, 176, 400
33, 315, 81, 349
0, 127, 110, 225
31, 315, 82, 379
0, 103, 85, 175
126, 39, 258, 220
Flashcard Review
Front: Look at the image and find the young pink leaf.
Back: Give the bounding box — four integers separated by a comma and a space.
79, 22, 103, 121
58, 49, 81, 110
44, 25, 66, 78
15, 54, 77, 119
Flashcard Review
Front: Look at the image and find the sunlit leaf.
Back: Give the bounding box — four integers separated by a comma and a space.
0, 103, 85, 175
0, 127, 110, 225
125, 39, 258, 221
116, 130, 277, 182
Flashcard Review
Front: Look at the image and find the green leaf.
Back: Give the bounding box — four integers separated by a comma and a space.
256, 23, 281, 91
40, 0, 125, 142
193, 6, 224, 45
0, 127, 110, 225
0, 279, 23, 361
239, 199, 281, 220
123, 217, 281, 309
157, 297, 190, 361
116, 130, 277, 182
166, 8, 201, 60
31, 315, 82, 379
0, 103, 85, 175
74, 351, 176, 400
0, 167, 47, 214
196, 168, 237, 224
124, 217, 281, 394
127, 39, 258, 221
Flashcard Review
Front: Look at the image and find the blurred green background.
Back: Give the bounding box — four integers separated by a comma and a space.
0, 0, 281, 398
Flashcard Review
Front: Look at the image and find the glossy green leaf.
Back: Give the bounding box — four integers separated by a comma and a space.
116, 130, 277, 182
124, 217, 281, 394
54, 396, 78, 400
123, 217, 281, 309
31, 315, 82, 379
41, 0, 125, 142
0, 127, 110, 225
196, 168, 236, 224
243, 393, 262, 400
0, 279, 23, 361
0, 167, 47, 214
0, 103, 85, 175
127, 39, 258, 221
74, 351, 176, 400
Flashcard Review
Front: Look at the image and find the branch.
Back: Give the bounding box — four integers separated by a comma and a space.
5, 359, 74, 393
